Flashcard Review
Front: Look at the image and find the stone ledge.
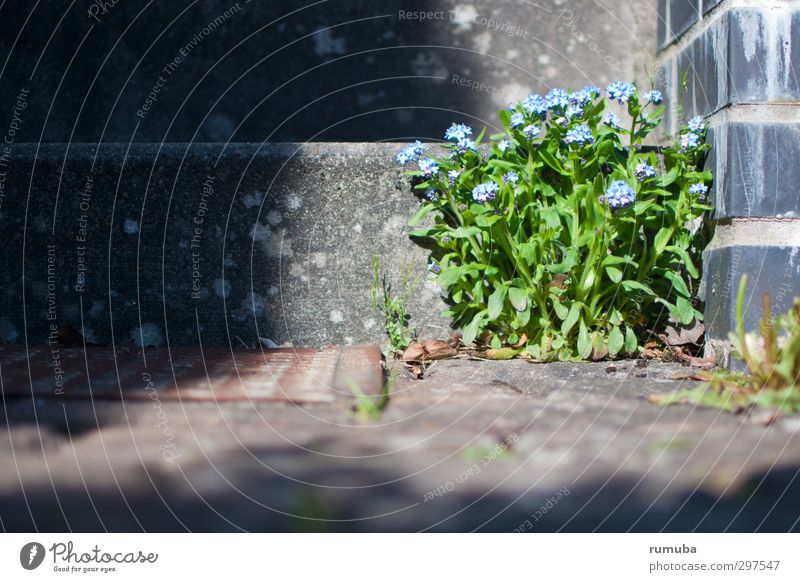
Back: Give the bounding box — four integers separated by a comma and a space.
0, 143, 449, 348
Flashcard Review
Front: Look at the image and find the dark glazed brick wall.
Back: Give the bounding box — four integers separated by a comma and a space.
702, 245, 800, 342
658, 0, 668, 49
703, 0, 723, 15
674, 8, 800, 119
708, 122, 800, 219
670, 0, 700, 42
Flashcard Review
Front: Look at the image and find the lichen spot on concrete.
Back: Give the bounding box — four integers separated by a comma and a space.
131, 323, 164, 347
241, 191, 263, 209
213, 278, 230, 298
285, 193, 302, 211
123, 219, 139, 235
329, 310, 344, 324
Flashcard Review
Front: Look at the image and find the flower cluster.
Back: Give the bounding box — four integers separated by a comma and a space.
472, 181, 499, 203
418, 158, 439, 177
689, 182, 708, 201
680, 116, 706, 152
606, 81, 636, 104
602, 180, 635, 209
395, 80, 712, 362
395, 140, 426, 165
634, 163, 656, 181
564, 124, 593, 146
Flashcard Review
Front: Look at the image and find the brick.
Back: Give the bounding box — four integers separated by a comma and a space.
702, 245, 800, 365
675, 8, 800, 118
0, 344, 383, 404
670, 0, 700, 42
658, 0, 669, 49
709, 122, 800, 219
703, 0, 722, 15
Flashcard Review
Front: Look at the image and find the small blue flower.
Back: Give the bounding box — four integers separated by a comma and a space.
634, 162, 657, 181
425, 188, 437, 201
645, 90, 663, 104
680, 132, 701, 151
522, 94, 548, 116
445, 123, 473, 142
603, 180, 635, 209
510, 112, 525, 128
395, 141, 426, 165
687, 116, 705, 132
564, 124, 594, 146
523, 124, 541, 140
565, 104, 584, 120
428, 262, 441, 274
689, 183, 709, 200
440, 235, 451, 243
503, 171, 519, 184
418, 158, 439, 177
455, 137, 476, 153
606, 81, 636, 104
448, 170, 461, 185
601, 112, 621, 128
571, 87, 597, 105
472, 181, 499, 203
497, 139, 512, 153
546, 88, 570, 110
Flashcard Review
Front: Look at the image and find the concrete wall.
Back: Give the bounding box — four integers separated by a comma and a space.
0, 143, 450, 348
656, 0, 800, 364
0, 0, 656, 143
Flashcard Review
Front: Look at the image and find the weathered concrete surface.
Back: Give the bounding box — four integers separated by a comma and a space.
0, 0, 656, 142
0, 143, 449, 348
2, 359, 799, 532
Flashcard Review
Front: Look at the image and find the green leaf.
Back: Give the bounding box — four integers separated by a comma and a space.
461, 312, 486, 346
487, 285, 508, 321
608, 326, 624, 357
624, 326, 638, 355
675, 296, 695, 325
475, 214, 502, 228
436, 266, 463, 288
581, 268, 596, 293
654, 229, 672, 255
621, 280, 656, 296
408, 203, 435, 226
654, 166, 679, 187
450, 226, 481, 239
551, 298, 569, 321
508, 287, 528, 312
577, 321, 592, 359
485, 348, 523, 360
539, 148, 568, 175
605, 266, 623, 283
561, 303, 582, 335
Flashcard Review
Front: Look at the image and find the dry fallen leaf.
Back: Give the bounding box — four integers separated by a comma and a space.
423, 339, 458, 360
660, 321, 705, 347
401, 343, 426, 362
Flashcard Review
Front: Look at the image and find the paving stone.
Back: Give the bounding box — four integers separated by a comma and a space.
0, 344, 383, 404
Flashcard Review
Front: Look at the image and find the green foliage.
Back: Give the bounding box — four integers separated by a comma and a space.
654, 276, 800, 414
370, 256, 416, 354
348, 374, 392, 423
403, 85, 712, 361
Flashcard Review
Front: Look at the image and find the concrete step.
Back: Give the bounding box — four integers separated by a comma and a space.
0, 143, 447, 347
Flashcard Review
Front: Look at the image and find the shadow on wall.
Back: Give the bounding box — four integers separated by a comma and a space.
0, 0, 656, 143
